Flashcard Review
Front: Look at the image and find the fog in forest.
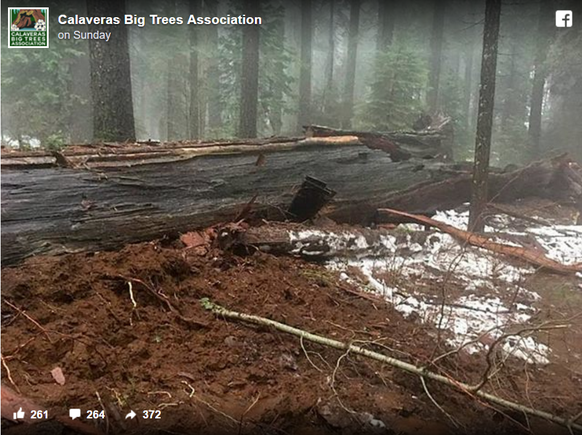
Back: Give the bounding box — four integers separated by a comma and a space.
2, 0, 581, 165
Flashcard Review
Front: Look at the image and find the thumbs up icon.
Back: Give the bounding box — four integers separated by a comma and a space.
13, 407, 25, 420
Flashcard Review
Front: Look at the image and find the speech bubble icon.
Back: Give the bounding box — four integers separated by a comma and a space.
69, 409, 81, 420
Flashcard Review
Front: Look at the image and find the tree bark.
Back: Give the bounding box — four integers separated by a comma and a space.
341, 0, 361, 129
87, 0, 135, 142
427, 0, 446, 113
205, 0, 222, 133
500, 41, 517, 132
238, 0, 260, 138
377, 0, 395, 51
297, 0, 313, 132
528, 0, 553, 159
189, 0, 201, 139
321, 0, 335, 116
3, 141, 578, 265
468, 0, 501, 232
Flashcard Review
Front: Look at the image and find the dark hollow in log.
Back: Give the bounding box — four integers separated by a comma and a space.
2, 146, 453, 265
286, 176, 336, 222
2, 143, 578, 266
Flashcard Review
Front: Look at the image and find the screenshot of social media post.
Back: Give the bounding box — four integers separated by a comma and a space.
1, 0, 581, 434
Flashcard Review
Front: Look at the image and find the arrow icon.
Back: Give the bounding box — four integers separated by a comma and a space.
125, 410, 136, 420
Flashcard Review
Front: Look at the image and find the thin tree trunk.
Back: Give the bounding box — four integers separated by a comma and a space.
87, 0, 135, 142
322, 1, 335, 116
501, 42, 517, 132
205, 0, 222, 133
463, 47, 474, 132
469, 0, 502, 232
528, 0, 553, 158
166, 60, 176, 141
68, 48, 92, 143
427, 0, 446, 113
377, 0, 395, 51
238, 0, 260, 138
341, 0, 361, 129
189, 0, 201, 139
297, 0, 313, 131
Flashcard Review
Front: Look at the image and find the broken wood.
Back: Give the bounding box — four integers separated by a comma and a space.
377, 208, 582, 274
200, 299, 582, 433
2, 137, 580, 266
221, 223, 398, 259
1, 145, 453, 265
1, 136, 361, 169
328, 154, 582, 225
305, 116, 453, 162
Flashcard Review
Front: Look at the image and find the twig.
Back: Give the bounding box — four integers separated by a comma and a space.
1, 354, 20, 393
111, 275, 207, 328
201, 298, 582, 433
127, 282, 137, 308
3, 300, 53, 343
147, 391, 173, 399
329, 349, 355, 415
95, 391, 109, 435
420, 375, 461, 428
300, 335, 323, 372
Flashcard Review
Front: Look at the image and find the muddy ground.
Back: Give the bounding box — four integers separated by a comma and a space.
1, 234, 581, 435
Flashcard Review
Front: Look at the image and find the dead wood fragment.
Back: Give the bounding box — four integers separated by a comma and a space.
305, 116, 453, 161
201, 299, 582, 433
377, 208, 582, 274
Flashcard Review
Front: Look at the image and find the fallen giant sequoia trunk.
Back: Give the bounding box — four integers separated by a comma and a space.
1, 135, 579, 265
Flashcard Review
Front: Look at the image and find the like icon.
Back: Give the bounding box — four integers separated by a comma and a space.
13, 407, 25, 420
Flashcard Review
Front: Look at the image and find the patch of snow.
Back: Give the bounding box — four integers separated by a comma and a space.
322, 207, 581, 365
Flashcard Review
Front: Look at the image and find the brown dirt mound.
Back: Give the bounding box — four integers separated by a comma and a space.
0, 242, 575, 435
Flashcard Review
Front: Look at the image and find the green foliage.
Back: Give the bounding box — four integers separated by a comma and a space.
45, 131, 66, 150
358, 42, 428, 131
492, 118, 528, 165
2, 1, 87, 148
217, 14, 242, 137
1, 37, 86, 148
218, 0, 294, 137
258, 1, 295, 135
440, 72, 472, 160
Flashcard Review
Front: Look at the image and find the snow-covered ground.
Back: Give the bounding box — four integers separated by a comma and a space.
290, 209, 581, 365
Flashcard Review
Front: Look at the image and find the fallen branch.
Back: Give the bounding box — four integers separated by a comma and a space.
200, 299, 582, 433
377, 208, 582, 274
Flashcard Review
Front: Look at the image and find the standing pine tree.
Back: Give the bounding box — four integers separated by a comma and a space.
528, 0, 553, 158
341, 0, 361, 129
427, 0, 445, 113
296, 0, 312, 131
238, 0, 260, 138
359, 42, 428, 131
189, 0, 201, 139
469, 0, 502, 232
87, 0, 135, 142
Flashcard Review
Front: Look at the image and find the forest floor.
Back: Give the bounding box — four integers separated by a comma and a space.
1, 198, 581, 435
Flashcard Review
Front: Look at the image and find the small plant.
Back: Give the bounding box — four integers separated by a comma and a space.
45, 132, 66, 150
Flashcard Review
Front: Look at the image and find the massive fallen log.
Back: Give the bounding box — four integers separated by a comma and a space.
1, 143, 453, 265
1, 136, 580, 266
326, 154, 582, 224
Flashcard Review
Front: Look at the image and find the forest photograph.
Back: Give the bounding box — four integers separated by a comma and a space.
1, 0, 582, 434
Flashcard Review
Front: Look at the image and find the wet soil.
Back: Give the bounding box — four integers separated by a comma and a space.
1, 240, 580, 435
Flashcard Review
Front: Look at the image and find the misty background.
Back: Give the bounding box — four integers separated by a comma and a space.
1, 0, 581, 165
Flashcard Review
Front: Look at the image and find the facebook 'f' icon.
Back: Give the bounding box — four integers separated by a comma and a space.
556, 10, 573, 27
